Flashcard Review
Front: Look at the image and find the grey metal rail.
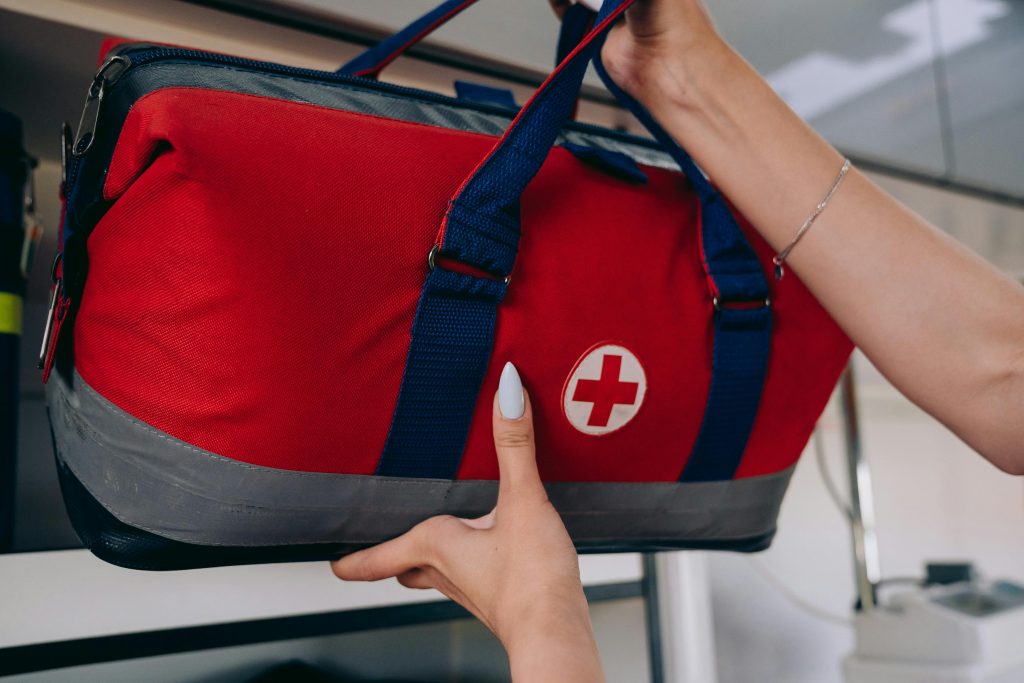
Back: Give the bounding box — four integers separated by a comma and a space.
839, 363, 881, 611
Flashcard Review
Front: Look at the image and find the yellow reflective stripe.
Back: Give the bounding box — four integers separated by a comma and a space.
0, 292, 24, 336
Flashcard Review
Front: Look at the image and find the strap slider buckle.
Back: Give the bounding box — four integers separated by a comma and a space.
428, 244, 512, 286
712, 295, 771, 312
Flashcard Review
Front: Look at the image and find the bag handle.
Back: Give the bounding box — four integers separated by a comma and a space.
436, 1, 637, 278
556, 2, 597, 65
338, 0, 596, 81
375, 0, 634, 478
582, 13, 771, 482
555, 2, 595, 119
338, 0, 480, 79
597, 43, 771, 482
340, 0, 596, 118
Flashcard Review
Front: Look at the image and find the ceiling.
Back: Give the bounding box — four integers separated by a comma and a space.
0, 0, 1020, 201
288, 0, 1024, 200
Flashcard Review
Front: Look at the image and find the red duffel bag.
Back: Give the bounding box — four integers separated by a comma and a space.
43, 0, 851, 569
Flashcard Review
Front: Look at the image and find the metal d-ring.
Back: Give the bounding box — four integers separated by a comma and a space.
427, 244, 512, 286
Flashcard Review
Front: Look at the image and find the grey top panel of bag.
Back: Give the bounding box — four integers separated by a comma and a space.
111, 61, 679, 170
48, 370, 793, 548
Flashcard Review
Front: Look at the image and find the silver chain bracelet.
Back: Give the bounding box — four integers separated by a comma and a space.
772, 158, 852, 280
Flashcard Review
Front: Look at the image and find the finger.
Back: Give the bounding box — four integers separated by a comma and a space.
396, 568, 434, 590
331, 533, 422, 582
331, 515, 462, 581
493, 362, 546, 504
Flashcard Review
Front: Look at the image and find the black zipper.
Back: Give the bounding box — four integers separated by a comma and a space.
83, 45, 660, 155
55, 44, 662, 364
63, 45, 661, 274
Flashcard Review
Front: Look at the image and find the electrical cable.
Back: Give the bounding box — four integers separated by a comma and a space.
814, 425, 854, 523
748, 558, 854, 627
740, 424, 858, 627
811, 425, 926, 608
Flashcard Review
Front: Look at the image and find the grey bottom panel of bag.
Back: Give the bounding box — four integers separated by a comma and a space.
47, 369, 792, 570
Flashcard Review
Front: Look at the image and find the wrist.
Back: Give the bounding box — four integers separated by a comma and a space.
641, 37, 741, 119
501, 591, 594, 657
504, 599, 603, 682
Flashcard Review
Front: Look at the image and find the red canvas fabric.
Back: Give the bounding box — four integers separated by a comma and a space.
74, 87, 851, 482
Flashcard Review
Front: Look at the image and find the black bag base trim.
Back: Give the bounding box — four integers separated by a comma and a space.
58, 459, 774, 571
57, 459, 344, 571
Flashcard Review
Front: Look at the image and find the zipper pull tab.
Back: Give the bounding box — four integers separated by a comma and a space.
73, 55, 131, 157
60, 121, 72, 189
39, 252, 71, 384
38, 253, 63, 371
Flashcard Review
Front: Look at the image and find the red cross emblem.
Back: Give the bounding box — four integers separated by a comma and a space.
572, 355, 639, 427
562, 343, 647, 436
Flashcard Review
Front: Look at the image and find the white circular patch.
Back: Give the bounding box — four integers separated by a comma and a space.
561, 343, 647, 436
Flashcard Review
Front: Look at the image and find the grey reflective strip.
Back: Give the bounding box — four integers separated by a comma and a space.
115, 63, 678, 170
48, 371, 792, 548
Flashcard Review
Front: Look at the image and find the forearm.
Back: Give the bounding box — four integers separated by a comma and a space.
505, 598, 605, 682
634, 39, 1024, 471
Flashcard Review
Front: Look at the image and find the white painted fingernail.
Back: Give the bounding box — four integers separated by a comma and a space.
498, 362, 525, 420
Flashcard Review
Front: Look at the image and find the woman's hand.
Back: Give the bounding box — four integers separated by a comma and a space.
549, 0, 728, 108
332, 363, 605, 681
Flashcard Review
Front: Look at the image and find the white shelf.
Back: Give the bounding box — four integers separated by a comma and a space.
0, 549, 641, 649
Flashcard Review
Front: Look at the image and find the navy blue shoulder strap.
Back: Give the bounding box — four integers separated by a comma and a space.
338, 0, 477, 78
556, 3, 597, 65
375, 0, 634, 479
590, 44, 772, 482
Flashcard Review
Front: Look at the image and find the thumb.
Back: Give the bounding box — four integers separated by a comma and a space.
493, 362, 545, 504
